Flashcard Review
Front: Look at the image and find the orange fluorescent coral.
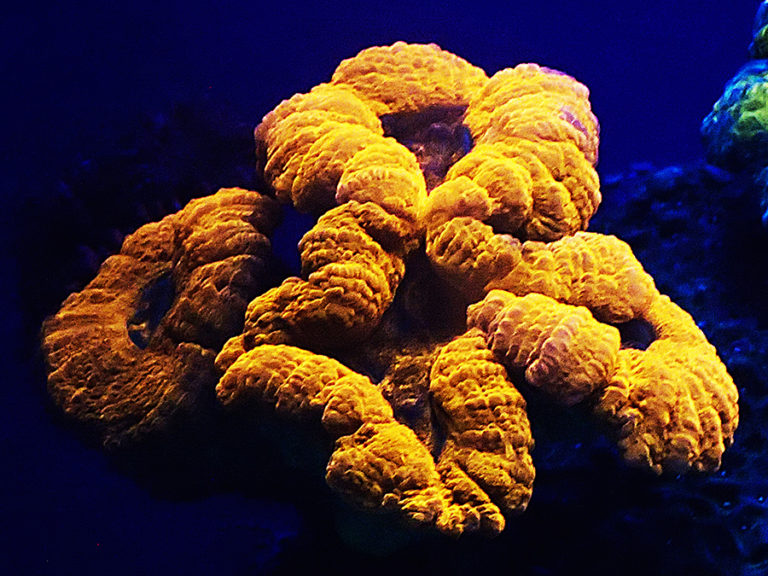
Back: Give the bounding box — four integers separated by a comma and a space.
488, 231, 658, 323
330, 41, 488, 115
467, 288, 738, 474
218, 343, 520, 536
468, 290, 621, 406
465, 63, 600, 165
427, 224, 655, 321
41, 42, 738, 539
438, 61, 602, 242
430, 329, 535, 514
41, 188, 278, 448
596, 294, 739, 474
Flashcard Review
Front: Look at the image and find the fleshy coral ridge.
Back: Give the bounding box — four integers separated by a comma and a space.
41, 42, 738, 540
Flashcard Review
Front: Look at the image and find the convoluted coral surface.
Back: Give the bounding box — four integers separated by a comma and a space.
41, 42, 738, 540
42, 188, 278, 448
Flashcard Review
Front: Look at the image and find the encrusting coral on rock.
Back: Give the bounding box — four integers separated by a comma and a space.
41, 41, 738, 539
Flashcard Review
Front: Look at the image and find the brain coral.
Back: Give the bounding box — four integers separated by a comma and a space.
42, 42, 738, 539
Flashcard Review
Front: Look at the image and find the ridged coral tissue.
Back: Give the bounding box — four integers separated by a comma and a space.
41, 42, 738, 538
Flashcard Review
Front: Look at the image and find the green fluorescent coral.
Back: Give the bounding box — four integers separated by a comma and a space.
701, 1, 768, 226
702, 61, 768, 171
750, 1, 768, 59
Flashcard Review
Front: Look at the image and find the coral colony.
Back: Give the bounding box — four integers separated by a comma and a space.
42, 42, 738, 536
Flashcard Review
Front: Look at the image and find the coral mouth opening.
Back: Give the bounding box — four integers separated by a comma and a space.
613, 317, 656, 351
380, 105, 473, 191
127, 271, 175, 349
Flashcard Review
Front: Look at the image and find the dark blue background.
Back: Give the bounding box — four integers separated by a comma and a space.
3, 1, 760, 186
2, 1, 763, 574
